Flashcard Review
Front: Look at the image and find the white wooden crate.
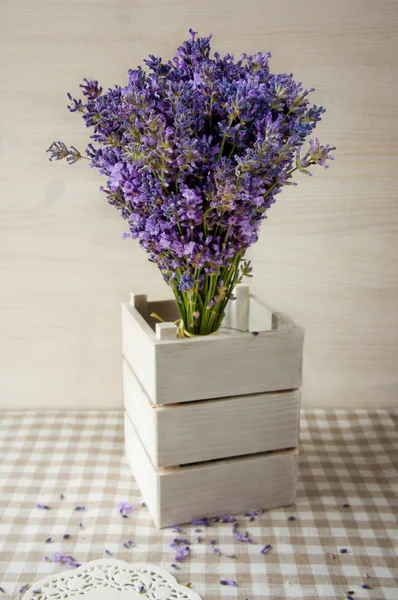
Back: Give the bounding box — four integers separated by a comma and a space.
123, 357, 300, 468
122, 285, 303, 527
124, 411, 298, 528
121, 286, 304, 405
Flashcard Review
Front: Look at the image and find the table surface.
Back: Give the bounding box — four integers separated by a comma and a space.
0, 410, 397, 600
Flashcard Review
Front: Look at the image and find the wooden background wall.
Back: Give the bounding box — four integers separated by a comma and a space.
1, 0, 397, 410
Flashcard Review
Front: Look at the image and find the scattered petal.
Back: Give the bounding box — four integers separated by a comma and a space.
175, 546, 190, 562
118, 502, 134, 517
19, 585, 30, 594
191, 517, 211, 527
63, 534, 71, 539
341, 503, 350, 508
288, 516, 296, 521
233, 523, 253, 543
79, 523, 83, 528
172, 524, 184, 533
326, 552, 336, 559
74, 506, 85, 511
105, 549, 112, 555
34, 504, 50, 510
0, 588, 5, 595
220, 580, 237, 586
169, 538, 191, 547
362, 584, 372, 589
170, 564, 180, 570
196, 536, 202, 543
138, 586, 145, 594
261, 544, 272, 554
60, 494, 64, 500
340, 548, 348, 554
45, 538, 52, 543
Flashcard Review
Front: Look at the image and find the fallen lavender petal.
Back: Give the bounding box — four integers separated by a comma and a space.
123, 542, 129, 549
118, 501, 134, 517
45, 538, 52, 543
342, 503, 350, 508
214, 514, 237, 523
169, 538, 191, 547
261, 544, 272, 554
196, 536, 202, 543
105, 549, 112, 555
175, 546, 190, 562
19, 585, 30, 594
362, 584, 372, 589
288, 516, 296, 521
220, 580, 237, 586
49, 553, 80, 567
194, 528, 202, 533
74, 506, 85, 511
34, 504, 50, 510
233, 523, 253, 543
210, 544, 221, 556
63, 534, 71, 539
170, 564, 180, 569
32, 591, 41, 595
60, 494, 64, 500
340, 548, 348, 554
191, 517, 211, 527
224, 553, 237, 559
0, 588, 5, 594
127, 540, 135, 547
138, 586, 145, 594
172, 524, 184, 533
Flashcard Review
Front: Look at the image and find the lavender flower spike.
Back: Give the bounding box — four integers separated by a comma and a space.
48, 30, 335, 337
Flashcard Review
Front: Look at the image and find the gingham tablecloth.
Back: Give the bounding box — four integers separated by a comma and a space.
0, 411, 397, 600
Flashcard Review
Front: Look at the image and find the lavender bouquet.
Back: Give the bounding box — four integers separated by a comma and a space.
47, 30, 334, 336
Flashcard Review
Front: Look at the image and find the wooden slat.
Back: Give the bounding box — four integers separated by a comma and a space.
124, 412, 159, 525
124, 412, 298, 528
121, 301, 156, 401
154, 326, 304, 404
123, 358, 300, 468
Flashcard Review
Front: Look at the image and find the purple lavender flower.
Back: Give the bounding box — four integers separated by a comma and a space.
48, 31, 335, 336
169, 538, 191, 547
175, 546, 190, 562
220, 580, 237, 586
191, 517, 211, 527
232, 523, 253, 543
118, 501, 134, 517
261, 544, 272, 554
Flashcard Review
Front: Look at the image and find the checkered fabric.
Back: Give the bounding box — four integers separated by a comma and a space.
0, 410, 397, 600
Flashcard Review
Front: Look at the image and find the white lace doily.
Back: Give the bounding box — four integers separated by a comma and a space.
21, 559, 202, 600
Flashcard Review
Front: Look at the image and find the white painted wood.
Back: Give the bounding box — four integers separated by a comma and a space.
154, 325, 304, 404
156, 322, 178, 340
123, 358, 300, 468
124, 412, 159, 526
122, 291, 304, 404
124, 412, 298, 528
130, 293, 148, 319
121, 302, 156, 401
122, 358, 158, 464
231, 284, 250, 331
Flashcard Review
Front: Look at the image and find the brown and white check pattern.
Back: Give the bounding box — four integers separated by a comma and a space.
0, 410, 397, 600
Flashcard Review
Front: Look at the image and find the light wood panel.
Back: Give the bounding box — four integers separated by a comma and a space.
123, 357, 300, 468
124, 412, 298, 528
0, 0, 397, 409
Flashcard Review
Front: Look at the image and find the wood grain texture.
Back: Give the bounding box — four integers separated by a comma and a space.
121, 302, 156, 401
123, 357, 300, 468
124, 411, 298, 528
154, 326, 304, 404
0, 0, 397, 409
122, 292, 304, 404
